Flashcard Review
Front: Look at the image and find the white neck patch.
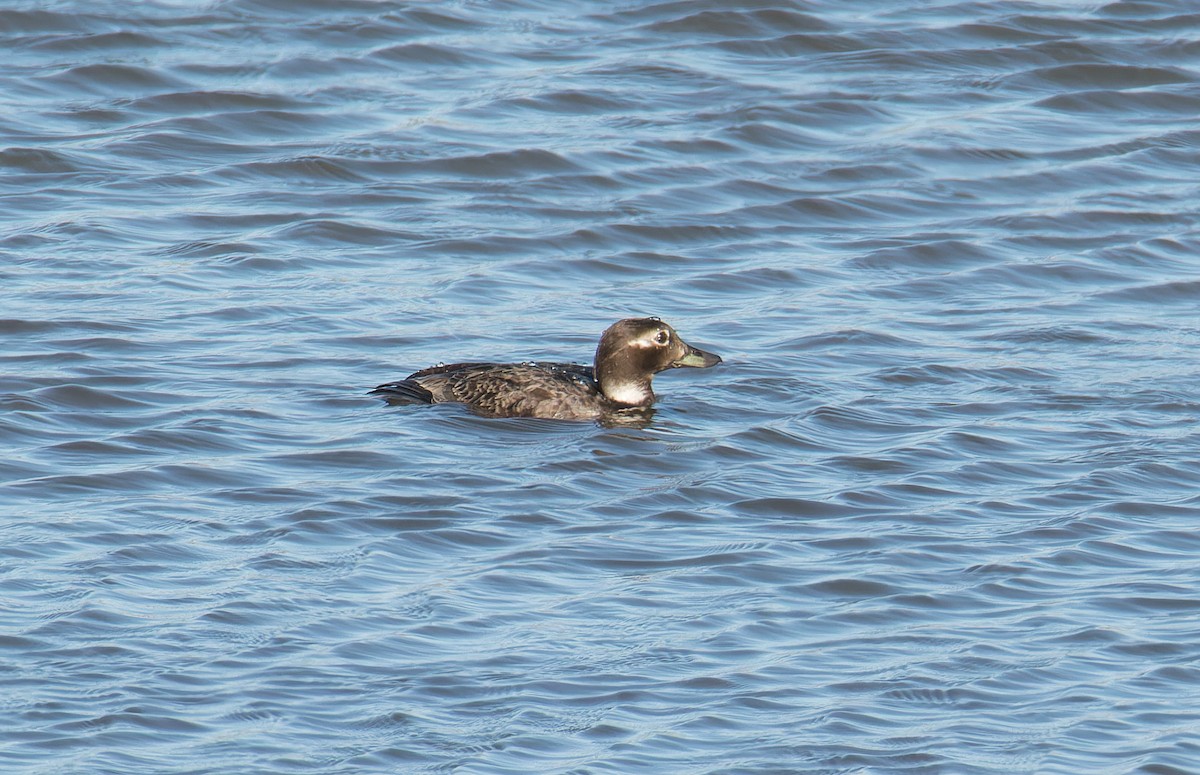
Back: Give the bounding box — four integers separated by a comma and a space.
605, 381, 652, 406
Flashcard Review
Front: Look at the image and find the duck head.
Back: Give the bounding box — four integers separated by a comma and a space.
594, 317, 722, 407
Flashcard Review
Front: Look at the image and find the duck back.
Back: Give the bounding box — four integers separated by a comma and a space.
372, 361, 605, 419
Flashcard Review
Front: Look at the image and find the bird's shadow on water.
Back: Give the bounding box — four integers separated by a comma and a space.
368, 392, 657, 431
598, 406, 655, 429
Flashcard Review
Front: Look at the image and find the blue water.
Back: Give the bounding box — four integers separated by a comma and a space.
3, 1, 1200, 773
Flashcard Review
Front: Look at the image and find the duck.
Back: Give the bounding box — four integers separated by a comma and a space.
371, 317, 721, 420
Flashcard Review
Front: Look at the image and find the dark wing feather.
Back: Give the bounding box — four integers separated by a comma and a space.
370, 362, 492, 404
447, 363, 600, 418
377, 362, 600, 418
374, 361, 604, 418
406, 362, 492, 380
369, 378, 434, 404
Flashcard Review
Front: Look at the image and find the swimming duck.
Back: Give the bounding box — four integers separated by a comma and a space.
371, 317, 721, 420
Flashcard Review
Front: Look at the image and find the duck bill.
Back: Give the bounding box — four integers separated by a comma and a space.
671, 342, 722, 369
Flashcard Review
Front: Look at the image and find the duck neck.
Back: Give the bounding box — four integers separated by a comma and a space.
602, 378, 654, 407
596, 361, 654, 407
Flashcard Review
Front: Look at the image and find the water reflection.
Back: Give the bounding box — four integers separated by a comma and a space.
3, 0, 1198, 772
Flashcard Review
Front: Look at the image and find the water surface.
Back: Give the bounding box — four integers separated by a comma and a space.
3, 1, 1200, 773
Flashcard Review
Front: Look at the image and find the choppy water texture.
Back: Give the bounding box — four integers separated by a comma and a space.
4, 1, 1200, 772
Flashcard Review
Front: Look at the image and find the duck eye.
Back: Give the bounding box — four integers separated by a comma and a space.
654, 330, 669, 345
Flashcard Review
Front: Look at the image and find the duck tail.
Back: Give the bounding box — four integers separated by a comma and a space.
369, 379, 434, 405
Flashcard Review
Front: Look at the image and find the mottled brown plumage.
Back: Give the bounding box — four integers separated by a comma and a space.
371, 318, 721, 420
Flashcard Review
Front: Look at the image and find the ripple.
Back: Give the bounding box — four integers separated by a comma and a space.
370, 42, 491, 67
4, 0, 1200, 772
40, 62, 189, 95
1012, 63, 1195, 90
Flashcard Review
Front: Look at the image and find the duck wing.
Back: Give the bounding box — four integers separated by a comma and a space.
370, 362, 492, 404
373, 362, 602, 419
